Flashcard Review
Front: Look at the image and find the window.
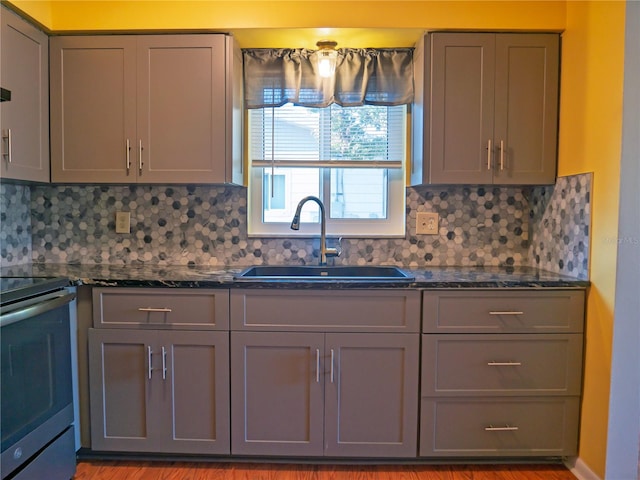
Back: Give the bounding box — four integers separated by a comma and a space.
248, 102, 406, 237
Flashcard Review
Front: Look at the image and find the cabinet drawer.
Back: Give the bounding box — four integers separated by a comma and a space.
422, 290, 584, 333
422, 334, 583, 396
419, 397, 579, 457
230, 289, 420, 332
93, 287, 229, 329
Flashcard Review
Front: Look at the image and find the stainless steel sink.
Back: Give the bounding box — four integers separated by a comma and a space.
234, 265, 414, 282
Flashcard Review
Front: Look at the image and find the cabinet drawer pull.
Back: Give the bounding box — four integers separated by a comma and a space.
2, 129, 12, 164
316, 349, 320, 383
126, 139, 131, 173
499, 140, 505, 171
487, 361, 522, 367
162, 346, 167, 380
138, 307, 172, 313
147, 346, 153, 379
486, 139, 492, 170
485, 425, 519, 432
488, 311, 524, 316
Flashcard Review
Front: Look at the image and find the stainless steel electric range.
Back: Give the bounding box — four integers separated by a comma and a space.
0, 276, 77, 480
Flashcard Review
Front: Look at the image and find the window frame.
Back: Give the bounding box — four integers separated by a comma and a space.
247, 103, 407, 238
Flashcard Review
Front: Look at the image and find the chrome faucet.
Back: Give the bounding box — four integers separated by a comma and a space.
290, 196, 341, 266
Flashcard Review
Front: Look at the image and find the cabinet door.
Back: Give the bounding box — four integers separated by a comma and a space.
50, 36, 137, 183
493, 34, 559, 184
230, 331, 324, 456
324, 333, 419, 457
429, 33, 495, 184
88, 329, 161, 452
159, 331, 229, 454
0, 7, 49, 182
136, 35, 227, 183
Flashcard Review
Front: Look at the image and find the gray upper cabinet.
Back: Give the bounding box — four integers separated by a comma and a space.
50, 36, 136, 183
0, 6, 49, 183
411, 32, 559, 185
50, 34, 243, 184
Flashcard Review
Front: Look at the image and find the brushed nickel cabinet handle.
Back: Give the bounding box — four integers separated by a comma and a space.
485, 425, 519, 432
330, 349, 335, 383
147, 346, 153, 379
486, 139, 492, 170
138, 307, 172, 313
126, 139, 131, 174
487, 361, 522, 367
489, 311, 524, 316
162, 346, 167, 380
500, 140, 505, 171
2, 129, 12, 164
138, 140, 143, 175
316, 349, 320, 383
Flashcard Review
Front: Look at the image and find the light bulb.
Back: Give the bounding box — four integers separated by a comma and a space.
316, 41, 338, 78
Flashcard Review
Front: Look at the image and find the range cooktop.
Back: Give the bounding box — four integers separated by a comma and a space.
0, 277, 70, 305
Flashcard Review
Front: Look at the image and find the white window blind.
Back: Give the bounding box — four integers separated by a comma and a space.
250, 103, 405, 169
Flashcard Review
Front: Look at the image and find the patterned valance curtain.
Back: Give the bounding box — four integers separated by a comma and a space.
243, 48, 414, 109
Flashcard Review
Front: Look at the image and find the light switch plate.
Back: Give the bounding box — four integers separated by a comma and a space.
416, 212, 439, 235
115, 211, 131, 234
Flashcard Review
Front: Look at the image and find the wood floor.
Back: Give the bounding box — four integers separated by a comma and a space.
74, 461, 577, 480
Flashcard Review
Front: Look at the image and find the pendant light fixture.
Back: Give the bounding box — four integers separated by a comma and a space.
316, 40, 338, 78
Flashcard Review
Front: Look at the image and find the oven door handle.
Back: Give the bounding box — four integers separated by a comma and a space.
0, 292, 76, 327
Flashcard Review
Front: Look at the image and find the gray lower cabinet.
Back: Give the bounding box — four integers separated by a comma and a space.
89, 328, 229, 454
323, 332, 419, 458
230, 331, 324, 456
419, 289, 585, 457
231, 331, 419, 458
230, 289, 420, 458
88, 287, 231, 454
0, 6, 49, 182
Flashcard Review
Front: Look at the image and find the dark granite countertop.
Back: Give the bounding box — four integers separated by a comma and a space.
0, 263, 590, 289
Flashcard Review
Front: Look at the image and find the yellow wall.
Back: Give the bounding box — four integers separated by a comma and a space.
9, 0, 566, 47
558, 1, 625, 477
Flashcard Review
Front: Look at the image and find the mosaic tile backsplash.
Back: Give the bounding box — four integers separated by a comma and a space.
0, 183, 32, 266
528, 173, 591, 279
0, 173, 591, 278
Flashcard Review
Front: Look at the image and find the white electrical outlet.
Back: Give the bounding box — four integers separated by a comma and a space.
416, 212, 439, 235
115, 211, 131, 234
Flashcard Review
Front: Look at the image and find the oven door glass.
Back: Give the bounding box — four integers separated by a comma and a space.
1, 305, 72, 452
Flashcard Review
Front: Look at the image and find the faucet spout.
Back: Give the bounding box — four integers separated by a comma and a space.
290, 196, 340, 266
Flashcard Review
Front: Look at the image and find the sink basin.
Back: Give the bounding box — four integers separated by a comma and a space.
234, 265, 414, 282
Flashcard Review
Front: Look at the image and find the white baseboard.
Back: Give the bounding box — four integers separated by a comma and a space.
565, 456, 602, 480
